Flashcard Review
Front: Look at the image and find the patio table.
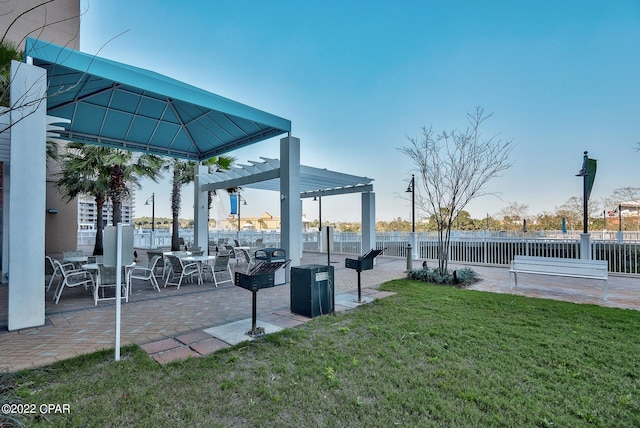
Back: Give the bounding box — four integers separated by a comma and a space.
82, 262, 136, 296
64, 255, 88, 269
181, 255, 216, 284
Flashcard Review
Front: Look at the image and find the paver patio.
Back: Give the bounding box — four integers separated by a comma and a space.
1, 251, 638, 372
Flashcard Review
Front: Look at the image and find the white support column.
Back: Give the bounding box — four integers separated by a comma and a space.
8, 60, 47, 330
280, 136, 301, 274
361, 192, 376, 254
580, 233, 591, 260
193, 163, 209, 253
410, 232, 418, 260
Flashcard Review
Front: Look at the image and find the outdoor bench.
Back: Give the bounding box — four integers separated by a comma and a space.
509, 255, 609, 301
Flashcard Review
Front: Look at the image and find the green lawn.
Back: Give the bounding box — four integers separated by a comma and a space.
6, 280, 640, 427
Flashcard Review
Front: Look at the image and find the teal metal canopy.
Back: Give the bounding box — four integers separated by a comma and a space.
24, 38, 291, 161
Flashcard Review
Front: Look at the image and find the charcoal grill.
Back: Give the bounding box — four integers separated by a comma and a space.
234, 259, 291, 337
345, 249, 384, 302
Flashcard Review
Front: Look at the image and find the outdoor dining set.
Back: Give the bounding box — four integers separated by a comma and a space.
44, 240, 262, 306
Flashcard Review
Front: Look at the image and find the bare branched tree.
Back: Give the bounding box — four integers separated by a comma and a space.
399, 107, 513, 274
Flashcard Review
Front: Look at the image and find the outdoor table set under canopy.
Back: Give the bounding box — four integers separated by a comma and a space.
4, 37, 377, 331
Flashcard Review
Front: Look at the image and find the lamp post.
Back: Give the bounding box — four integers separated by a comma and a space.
617, 204, 623, 243
236, 193, 247, 233
405, 174, 416, 260
406, 174, 415, 232
314, 196, 323, 251
145, 193, 155, 248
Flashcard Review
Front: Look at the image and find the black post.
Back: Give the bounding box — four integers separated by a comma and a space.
145, 193, 155, 248
319, 196, 322, 232
582, 151, 588, 234
250, 290, 257, 334
151, 193, 155, 234
237, 194, 241, 233
410, 174, 415, 232
357, 270, 362, 303
326, 225, 330, 267
619, 204, 622, 232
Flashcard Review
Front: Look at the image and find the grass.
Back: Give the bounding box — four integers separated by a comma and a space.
5, 280, 640, 427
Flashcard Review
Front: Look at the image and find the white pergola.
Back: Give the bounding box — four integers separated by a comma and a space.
193, 157, 376, 259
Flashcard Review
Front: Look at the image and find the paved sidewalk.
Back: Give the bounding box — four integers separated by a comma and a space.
1, 253, 639, 372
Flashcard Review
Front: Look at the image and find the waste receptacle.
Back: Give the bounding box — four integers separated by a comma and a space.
255, 248, 286, 284
291, 264, 334, 317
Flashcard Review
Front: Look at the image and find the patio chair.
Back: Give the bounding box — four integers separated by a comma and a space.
95, 264, 129, 305
146, 250, 166, 279
239, 249, 256, 274
202, 254, 232, 287
164, 255, 201, 289
52, 259, 95, 304
45, 256, 74, 292
224, 245, 239, 266
127, 256, 161, 294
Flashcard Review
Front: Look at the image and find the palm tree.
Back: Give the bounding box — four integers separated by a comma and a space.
103, 149, 164, 225
56, 143, 111, 255
165, 158, 195, 250
57, 143, 163, 254
165, 156, 235, 251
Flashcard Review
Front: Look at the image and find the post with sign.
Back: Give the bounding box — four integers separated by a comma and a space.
104, 224, 134, 361
576, 151, 597, 260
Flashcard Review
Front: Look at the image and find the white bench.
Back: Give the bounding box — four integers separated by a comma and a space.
509, 255, 609, 301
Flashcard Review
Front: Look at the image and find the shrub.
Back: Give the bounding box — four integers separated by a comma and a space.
407, 266, 478, 287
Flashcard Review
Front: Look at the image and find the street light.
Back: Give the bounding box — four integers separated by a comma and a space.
236, 193, 247, 232
313, 196, 322, 231
145, 193, 155, 248
406, 174, 415, 232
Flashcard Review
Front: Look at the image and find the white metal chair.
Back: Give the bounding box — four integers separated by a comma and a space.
46, 256, 74, 292
164, 255, 201, 289
203, 254, 233, 287
95, 264, 129, 305
127, 256, 162, 294
224, 245, 239, 267
239, 249, 256, 274
52, 259, 95, 304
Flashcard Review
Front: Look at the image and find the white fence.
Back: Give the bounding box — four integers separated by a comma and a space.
78, 229, 640, 275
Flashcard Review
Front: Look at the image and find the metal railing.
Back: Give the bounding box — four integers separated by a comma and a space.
78, 229, 640, 275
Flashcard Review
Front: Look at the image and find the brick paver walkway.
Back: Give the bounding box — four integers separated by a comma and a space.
1, 252, 638, 372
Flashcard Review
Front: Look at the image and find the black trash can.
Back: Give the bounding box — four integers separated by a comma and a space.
255, 248, 286, 284
290, 264, 334, 317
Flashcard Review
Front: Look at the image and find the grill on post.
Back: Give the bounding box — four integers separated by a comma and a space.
234, 259, 291, 337
345, 249, 384, 302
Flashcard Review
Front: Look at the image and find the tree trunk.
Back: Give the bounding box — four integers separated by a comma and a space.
111, 197, 122, 225
171, 168, 181, 251
109, 164, 125, 226
93, 196, 105, 255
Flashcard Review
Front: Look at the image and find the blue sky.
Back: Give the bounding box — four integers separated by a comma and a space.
79, 0, 640, 223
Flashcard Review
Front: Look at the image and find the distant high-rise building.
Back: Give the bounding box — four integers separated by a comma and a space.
78, 190, 136, 229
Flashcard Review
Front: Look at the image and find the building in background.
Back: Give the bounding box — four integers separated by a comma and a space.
214, 212, 312, 232
78, 192, 136, 230
1, 0, 81, 253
